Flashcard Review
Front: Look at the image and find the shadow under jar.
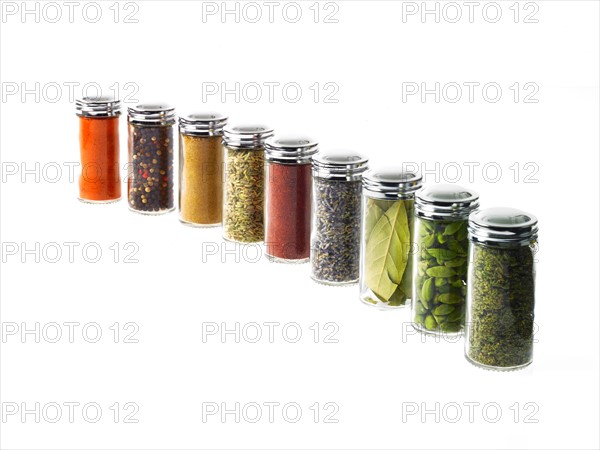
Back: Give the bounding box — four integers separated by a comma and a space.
127, 103, 176, 215
222, 125, 274, 243
465, 207, 538, 371
178, 113, 228, 227
360, 169, 422, 309
310, 151, 369, 285
412, 184, 480, 336
75, 96, 122, 203
264, 137, 318, 263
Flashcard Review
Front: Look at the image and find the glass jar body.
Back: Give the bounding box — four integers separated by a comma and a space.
78, 116, 121, 203
223, 146, 265, 243
412, 216, 469, 335
311, 177, 362, 285
465, 241, 536, 370
128, 122, 175, 214
359, 194, 415, 309
264, 161, 312, 262
179, 133, 223, 226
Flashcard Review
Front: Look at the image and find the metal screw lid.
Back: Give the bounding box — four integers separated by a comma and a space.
416, 184, 480, 220
223, 124, 274, 149
362, 167, 423, 199
469, 207, 538, 247
264, 136, 319, 164
76, 96, 121, 118
179, 113, 228, 136
128, 103, 176, 126
312, 151, 369, 181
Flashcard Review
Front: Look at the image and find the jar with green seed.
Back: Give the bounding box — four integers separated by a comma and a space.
359, 169, 422, 309
127, 103, 176, 215
412, 185, 480, 335
466, 207, 538, 371
222, 124, 274, 243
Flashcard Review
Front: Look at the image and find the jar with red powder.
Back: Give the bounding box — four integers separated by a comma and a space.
264, 137, 319, 263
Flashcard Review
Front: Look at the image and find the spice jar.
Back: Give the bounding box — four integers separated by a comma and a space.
75, 96, 122, 203
127, 103, 176, 214
310, 152, 369, 285
179, 113, 228, 227
222, 124, 274, 243
360, 169, 422, 309
465, 207, 538, 371
264, 137, 318, 262
412, 185, 480, 335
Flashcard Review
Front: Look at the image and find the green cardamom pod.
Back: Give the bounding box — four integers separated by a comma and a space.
434, 277, 447, 287
421, 277, 434, 302
426, 248, 457, 261
443, 221, 463, 235
433, 304, 455, 315
438, 293, 463, 304
426, 266, 456, 278
424, 315, 437, 331
444, 257, 466, 268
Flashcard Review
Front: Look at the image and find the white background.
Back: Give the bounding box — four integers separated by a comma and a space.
1, 1, 599, 449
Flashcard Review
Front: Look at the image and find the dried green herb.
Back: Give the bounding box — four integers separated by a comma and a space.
466, 244, 535, 368
413, 219, 469, 334
311, 178, 362, 284
223, 147, 265, 243
362, 197, 414, 306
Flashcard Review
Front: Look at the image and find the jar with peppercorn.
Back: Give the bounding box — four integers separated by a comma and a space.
127, 103, 176, 214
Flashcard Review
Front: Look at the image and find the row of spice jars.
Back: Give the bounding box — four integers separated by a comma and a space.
76, 98, 539, 371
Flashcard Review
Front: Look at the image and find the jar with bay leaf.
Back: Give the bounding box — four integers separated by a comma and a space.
359, 169, 422, 309
311, 152, 369, 285
412, 185, 480, 335
222, 124, 274, 243
466, 207, 538, 371
179, 113, 227, 227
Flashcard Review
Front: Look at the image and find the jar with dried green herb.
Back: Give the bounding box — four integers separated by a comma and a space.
360, 169, 422, 309
412, 185, 480, 335
222, 125, 274, 243
466, 207, 538, 371
179, 113, 227, 227
127, 103, 176, 214
311, 152, 369, 285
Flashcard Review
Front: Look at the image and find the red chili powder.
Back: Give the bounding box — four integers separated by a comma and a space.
79, 116, 121, 202
265, 162, 312, 261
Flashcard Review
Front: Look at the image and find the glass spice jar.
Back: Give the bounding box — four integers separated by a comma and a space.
179, 113, 228, 227
264, 137, 318, 263
465, 207, 538, 371
222, 124, 274, 243
310, 152, 369, 285
127, 103, 176, 214
412, 185, 480, 335
75, 96, 122, 203
360, 169, 422, 309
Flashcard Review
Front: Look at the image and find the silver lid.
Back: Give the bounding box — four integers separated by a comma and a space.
469, 207, 538, 247
223, 124, 274, 149
76, 96, 121, 118
179, 112, 228, 136
128, 103, 176, 125
264, 136, 318, 164
312, 151, 369, 181
362, 168, 423, 199
416, 184, 480, 220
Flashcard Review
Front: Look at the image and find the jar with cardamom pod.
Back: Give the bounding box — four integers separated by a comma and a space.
360, 169, 422, 309
127, 103, 176, 214
466, 207, 538, 371
311, 152, 369, 285
264, 137, 318, 262
76, 96, 122, 203
179, 113, 228, 227
222, 125, 274, 243
412, 185, 480, 335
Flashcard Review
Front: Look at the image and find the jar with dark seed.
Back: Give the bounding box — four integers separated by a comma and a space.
310, 151, 368, 285
127, 103, 176, 215
360, 169, 422, 309
222, 124, 274, 243
412, 185, 479, 336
